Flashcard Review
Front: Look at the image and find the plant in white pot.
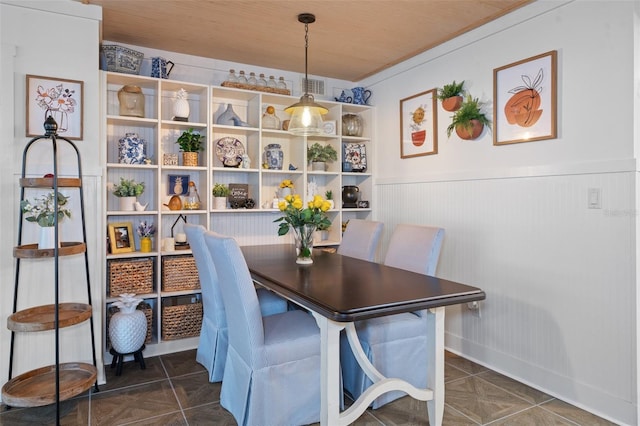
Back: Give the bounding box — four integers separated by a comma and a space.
111, 177, 145, 211
307, 143, 338, 171
325, 189, 334, 209
212, 183, 230, 209
20, 191, 72, 249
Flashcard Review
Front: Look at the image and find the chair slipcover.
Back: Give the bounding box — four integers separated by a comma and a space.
337, 219, 384, 261
204, 231, 322, 426
184, 224, 287, 382
341, 224, 445, 408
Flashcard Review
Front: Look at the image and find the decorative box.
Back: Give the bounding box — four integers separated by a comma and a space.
163, 153, 179, 166
101, 44, 144, 75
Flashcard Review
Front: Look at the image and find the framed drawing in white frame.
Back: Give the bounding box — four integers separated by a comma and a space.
26, 75, 83, 140
493, 50, 557, 145
399, 89, 438, 158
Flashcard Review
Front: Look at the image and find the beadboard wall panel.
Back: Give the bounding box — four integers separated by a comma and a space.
375, 171, 636, 423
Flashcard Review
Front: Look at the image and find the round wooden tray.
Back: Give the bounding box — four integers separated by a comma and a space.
1, 362, 97, 407
13, 242, 86, 258
8, 303, 92, 332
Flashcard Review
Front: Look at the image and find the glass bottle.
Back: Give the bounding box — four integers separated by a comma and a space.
238, 70, 248, 84
257, 73, 267, 87
277, 76, 287, 90
248, 72, 257, 87
227, 69, 238, 83
267, 75, 277, 88
184, 181, 201, 210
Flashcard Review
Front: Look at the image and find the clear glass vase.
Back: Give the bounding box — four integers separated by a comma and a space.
293, 224, 316, 265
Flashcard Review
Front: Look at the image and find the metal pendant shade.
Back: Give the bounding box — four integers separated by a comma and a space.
285, 13, 328, 136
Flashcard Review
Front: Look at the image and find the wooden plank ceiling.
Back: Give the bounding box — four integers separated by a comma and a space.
81, 0, 534, 82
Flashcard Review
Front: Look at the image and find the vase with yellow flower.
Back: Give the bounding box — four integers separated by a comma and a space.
279, 179, 294, 199
274, 193, 331, 265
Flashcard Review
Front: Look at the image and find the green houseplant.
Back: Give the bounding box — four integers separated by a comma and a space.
176, 128, 205, 166
307, 143, 338, 171
437, 80, 465, 112
112, 177, 145, 197
446, 95, 491, 140
212, 183, 230, 209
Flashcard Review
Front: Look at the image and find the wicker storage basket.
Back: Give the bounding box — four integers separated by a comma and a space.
107, 302, 154, 347
108, 258, 154, 297
162, 255, 200, 292
161, 296, 202, 340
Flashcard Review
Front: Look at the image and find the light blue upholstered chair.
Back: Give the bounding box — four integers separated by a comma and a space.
341, 224, 445, 408
203, 231, 323, 426
337, 219, 384, 261
184, 224, 287, 382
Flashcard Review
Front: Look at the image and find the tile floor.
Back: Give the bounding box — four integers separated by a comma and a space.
0, 349, 617, 425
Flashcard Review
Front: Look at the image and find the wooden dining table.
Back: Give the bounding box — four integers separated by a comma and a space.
241, 244, 486, 426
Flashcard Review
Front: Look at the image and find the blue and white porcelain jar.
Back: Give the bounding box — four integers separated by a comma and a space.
263, 144, 283, 170
118, 133, 146, 164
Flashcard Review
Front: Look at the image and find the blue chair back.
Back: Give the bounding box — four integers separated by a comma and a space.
384, 224, 444, 275
338, 219, 384, 261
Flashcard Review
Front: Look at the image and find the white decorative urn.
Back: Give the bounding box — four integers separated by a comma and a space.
109, 293, 147, 354
173, 88, 190, 121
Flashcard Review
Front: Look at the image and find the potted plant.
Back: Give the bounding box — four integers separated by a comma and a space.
307, 143, 338, 171
212, 183, 230, 209
325, 190, 334, 209
314, 221, 331, 243
111, 177, 145, 211
176, 128, 205, 166
20, 191, 72, 249
446, 95, 491, 140
437, 80, 465, 112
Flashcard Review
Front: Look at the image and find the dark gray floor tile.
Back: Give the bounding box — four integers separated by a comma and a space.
100, 354, 167, 391
182, 402, 236, 425
490, 406, 576, 425
0, 396, 89, 426
445, 363, 470, 383
445, 352, 488, 375
445, 376, 532, 424
160, 349, 206, 377
170, 371, 222, 409
126, 411, 187, 425
540, 399, 618, 426
90, 380, 180, 425
477, 370, 553, 405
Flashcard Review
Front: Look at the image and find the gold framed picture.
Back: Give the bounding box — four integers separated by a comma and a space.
493, 50, 557, 145
399, 89, 438, 158
108, 222, 134, 254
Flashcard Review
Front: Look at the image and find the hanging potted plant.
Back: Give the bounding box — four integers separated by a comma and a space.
176, 128, 205, 167
446, 95, 491, 140
437, 80, 465, 112
307, 143, 338, 171
111, 177, 145, 211
212, 183, 230, 210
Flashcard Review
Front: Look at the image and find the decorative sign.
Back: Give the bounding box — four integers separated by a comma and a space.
228, 183, 248, 208
163, 153, 178, 165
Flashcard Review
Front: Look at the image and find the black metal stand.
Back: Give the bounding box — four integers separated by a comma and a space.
109, 345, 146, 376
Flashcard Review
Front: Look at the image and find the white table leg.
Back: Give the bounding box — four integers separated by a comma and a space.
426, 307, 445, 426
311, 313, 343, 426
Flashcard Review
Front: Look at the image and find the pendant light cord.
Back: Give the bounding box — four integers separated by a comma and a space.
304, 21, 309, 95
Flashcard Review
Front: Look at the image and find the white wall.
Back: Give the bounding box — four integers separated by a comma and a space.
0, 0, 104, 387
363, 1, 638, 424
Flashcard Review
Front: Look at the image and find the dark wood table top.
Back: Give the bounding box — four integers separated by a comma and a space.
241, 244, 486, 322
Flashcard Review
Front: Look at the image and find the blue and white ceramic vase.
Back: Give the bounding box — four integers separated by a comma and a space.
118, 133, 146, 164
264, 144, 284, 170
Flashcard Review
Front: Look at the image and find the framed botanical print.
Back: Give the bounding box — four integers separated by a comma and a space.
493, 50, 557, 145
400, 89, 438, 158
26, 75, 83, 140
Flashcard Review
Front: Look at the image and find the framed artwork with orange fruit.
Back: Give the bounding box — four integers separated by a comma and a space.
399, 88, 438, 158
493, 50, 557, 145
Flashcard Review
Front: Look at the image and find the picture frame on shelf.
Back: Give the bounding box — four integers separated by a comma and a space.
493, 50, 557, 145
108, 222, 134, 254
322, 120, 337, 135
168, 174, 190, 195
343, 143, 367, 172
399, 88, 437, 158
26, 75, 84, 140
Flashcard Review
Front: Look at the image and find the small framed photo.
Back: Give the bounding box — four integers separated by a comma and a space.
26, 75, 83, 140
493, 50, 557, 145
400, 89, 438, 158
168, 174, 189, 195
322, 120, 337, 135
108, 222, 134, 254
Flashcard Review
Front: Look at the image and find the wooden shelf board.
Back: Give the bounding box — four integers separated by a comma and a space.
8, 303, 92, 332
1, 362, 97, 408
19, 178, 81, 188
14, 242, 86, 258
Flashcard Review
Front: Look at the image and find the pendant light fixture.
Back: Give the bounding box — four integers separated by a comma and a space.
285, 13, 328, 136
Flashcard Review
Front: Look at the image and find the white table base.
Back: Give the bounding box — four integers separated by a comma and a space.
311, 307, 445, 426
